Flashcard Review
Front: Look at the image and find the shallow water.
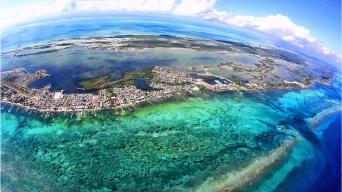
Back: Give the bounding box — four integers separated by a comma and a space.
1, 14, 341, 192
2, 47, 258, 93
1, 85, 340, 191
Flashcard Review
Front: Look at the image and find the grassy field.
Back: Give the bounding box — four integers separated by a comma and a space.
78, 67, 154, 90
79, 76, 109, 90
110, 67, 153, 88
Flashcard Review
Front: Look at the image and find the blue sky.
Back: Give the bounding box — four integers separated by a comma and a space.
1, 0, 341, 60
217, 0, 341, 54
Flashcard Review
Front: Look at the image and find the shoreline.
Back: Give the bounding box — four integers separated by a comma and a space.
0, 90, 196, 115
1, 65, 332, 114
0, 82, 318, 114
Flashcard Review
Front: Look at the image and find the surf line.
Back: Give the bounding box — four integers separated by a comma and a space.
307, 106, 341, 131
193, 139, 296, 192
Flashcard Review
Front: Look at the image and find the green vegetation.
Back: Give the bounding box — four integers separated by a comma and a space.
110, 67, 154, 88
303, 76, 313, 85
78, 68, 154, 90
232, 79, 244, 86
255, 58, 275, 68
267, 83, 283, 88
217, 62, 234, 67
262, 58, 275, 64
79, 76, 109, 90
200, 75, 217, 81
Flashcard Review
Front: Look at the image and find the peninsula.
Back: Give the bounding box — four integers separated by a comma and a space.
1, 35, 334, 113
1, 65, 316, 113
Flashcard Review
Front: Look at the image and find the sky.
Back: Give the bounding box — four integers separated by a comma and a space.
217, 0, 341, 56
0, 0, 341, 62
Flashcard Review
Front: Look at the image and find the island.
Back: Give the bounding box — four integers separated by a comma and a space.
1, 65, 321, 113
1, 35, 334, 113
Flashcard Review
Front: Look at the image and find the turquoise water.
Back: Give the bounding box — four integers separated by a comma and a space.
1, 84, 340, 191
1, 14, 341, 192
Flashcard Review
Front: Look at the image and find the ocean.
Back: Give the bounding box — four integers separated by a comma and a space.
1, 15, 341, 191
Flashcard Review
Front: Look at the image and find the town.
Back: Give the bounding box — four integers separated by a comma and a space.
1, 66, 198, 112
1, 66, 313, 113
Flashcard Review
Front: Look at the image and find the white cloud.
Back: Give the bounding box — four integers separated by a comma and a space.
66, 0, 176, 12
0, 0, 177, 28
0, 0, 339, 62
173, 0, 216, 16
192, 6, 340, 62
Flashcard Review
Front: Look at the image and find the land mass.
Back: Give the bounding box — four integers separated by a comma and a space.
3, 35, 334, 85
1, 35, 334, 113
1, 65, 321, 113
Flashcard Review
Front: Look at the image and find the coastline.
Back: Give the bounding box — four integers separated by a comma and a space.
0, 90, 195, 115
0, 82, 317, 114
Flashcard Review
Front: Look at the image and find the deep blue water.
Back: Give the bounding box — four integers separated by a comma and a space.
134, 78, 153, 91
0, 14, 341, 191
312, 114, 341, 192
